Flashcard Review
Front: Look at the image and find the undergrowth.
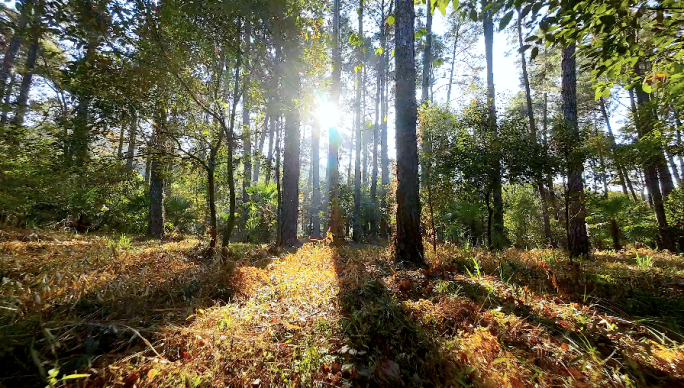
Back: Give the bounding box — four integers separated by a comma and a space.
1, 229, 683, 387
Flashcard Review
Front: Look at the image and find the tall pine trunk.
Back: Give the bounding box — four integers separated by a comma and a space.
353, 0, 363, 241
126, 111, 137, 170
241, 22, 252, 230
327, 0, 343, 244
149, 111, 167, 239
516, 8, 553, 246
311, 120, 321, 238
634, 69, 674, 251
11, 31, 39, 127
394, 0, 424, 264
370, 65, 380, 236
483, 2, 506, 250
562, 43, 589, 257
380, 0, 391, 238
280, 26, 302, 246
0, 0, 32, 100
221, 44, 242, 247
421, 0, 432, 104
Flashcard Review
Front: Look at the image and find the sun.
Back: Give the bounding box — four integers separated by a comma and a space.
316, 100, 339, 130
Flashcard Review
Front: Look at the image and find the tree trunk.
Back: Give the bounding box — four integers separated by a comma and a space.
70, 44, 96, 167
0, 74, 16, 124
311, 120, 321, 238
394, 0, 424, 264
207, 166, 217, 247
253, 114, 268, 184
11, 30, 39, 127
280, 33, 302, 247
370, 66, 380, 236
148, 112, 167, 239
241, 21, 252, 228
667, 153, 681, 185
0, 0, 32, 100
380, 0, 390, 238
517, 8, 553, 246
327, 0, 343, 245
126, 111, 137, 170
483, 1, 506, 250
421, 0, 432, 104
221, 45, 242, 247
276, 116, 283, 245
353, 0, 363, 242
562, 43, 589, 257
446, 23, 459, 106
657, 158, 675, 199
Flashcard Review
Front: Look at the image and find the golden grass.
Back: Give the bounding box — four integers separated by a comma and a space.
1, 230, 683, 387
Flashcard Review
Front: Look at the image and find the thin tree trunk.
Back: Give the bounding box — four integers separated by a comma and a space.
221, 44, 243, 248
675, 110, 684, 177
241, 21, 252, 228
353, 0, 363, 241
253, 114, 268, 184
483, 1, 506, 250
667, 152, 681, 186
311, 120, 321, 238
0, 0, 32, 100
11, 31, 39, 127
562, 43, 589, 257
446, 27, 458, 106
517, 8, 553, 246
1, 74, 16, 123
370, 66, 380, 236
149, 112, 167, 239
276, 116, 283, 245
421, 0, 432, 104
207, 166, 217, 247
394, 0, 424, 264
327, 0, 343, 244
380, 0, 390, 238
126, 111, 137, 170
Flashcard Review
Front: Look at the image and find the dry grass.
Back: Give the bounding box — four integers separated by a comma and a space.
1, 230, 684, 387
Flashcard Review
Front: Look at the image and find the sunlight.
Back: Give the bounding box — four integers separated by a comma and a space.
316, 100, 339, 130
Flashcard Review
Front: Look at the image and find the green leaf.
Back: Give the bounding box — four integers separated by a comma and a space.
438, 0, 449, 16
415, 27, 427, 40
499, 11, 514, 31
602, 88, 611, 98
530, 47, 539, 60
375, 47, 384, 55
642, 83, 652, 94
386, 15, 395, 26
62, 374, 91, 380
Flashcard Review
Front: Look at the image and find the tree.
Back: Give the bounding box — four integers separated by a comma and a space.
562, 43, 589, 257
279, 15, 302, 247
515, 6, 554, 246
353, 0, 364, 241
241, 21, 252, 231
482, 0, 507, 250
328, 0, 343, 244
394, 0, 424, 264
421, 0, 432, 104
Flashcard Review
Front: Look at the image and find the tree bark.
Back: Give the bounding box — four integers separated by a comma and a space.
148, 112, 167, 239
562, 43, 589, 257
280, 31, 301, 247
380, 0, 390, 238
370, 65, 380, 236
483, 1, 506, 250
11, 30, 39, 127
421, 0, 432, 104
221, 45, 242, 247
353, 0, 363, 241
327, 0, 343, 245
253, 114, 268, 184
394, 0, 424, 264
516, 8, 553, 246
241, 21, 252, 227
126, 111, 137, 170
0, 0, 32, 101
311, 120, 321, 238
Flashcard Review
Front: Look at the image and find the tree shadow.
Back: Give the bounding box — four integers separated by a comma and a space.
329, 246, 467, 387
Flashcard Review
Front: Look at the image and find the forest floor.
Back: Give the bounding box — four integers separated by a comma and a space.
1, 229, 684, 387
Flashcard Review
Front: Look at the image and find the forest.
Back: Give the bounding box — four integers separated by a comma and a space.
1, 0, 684, 386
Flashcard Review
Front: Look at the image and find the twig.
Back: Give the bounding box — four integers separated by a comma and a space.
123, 325, 166, 361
